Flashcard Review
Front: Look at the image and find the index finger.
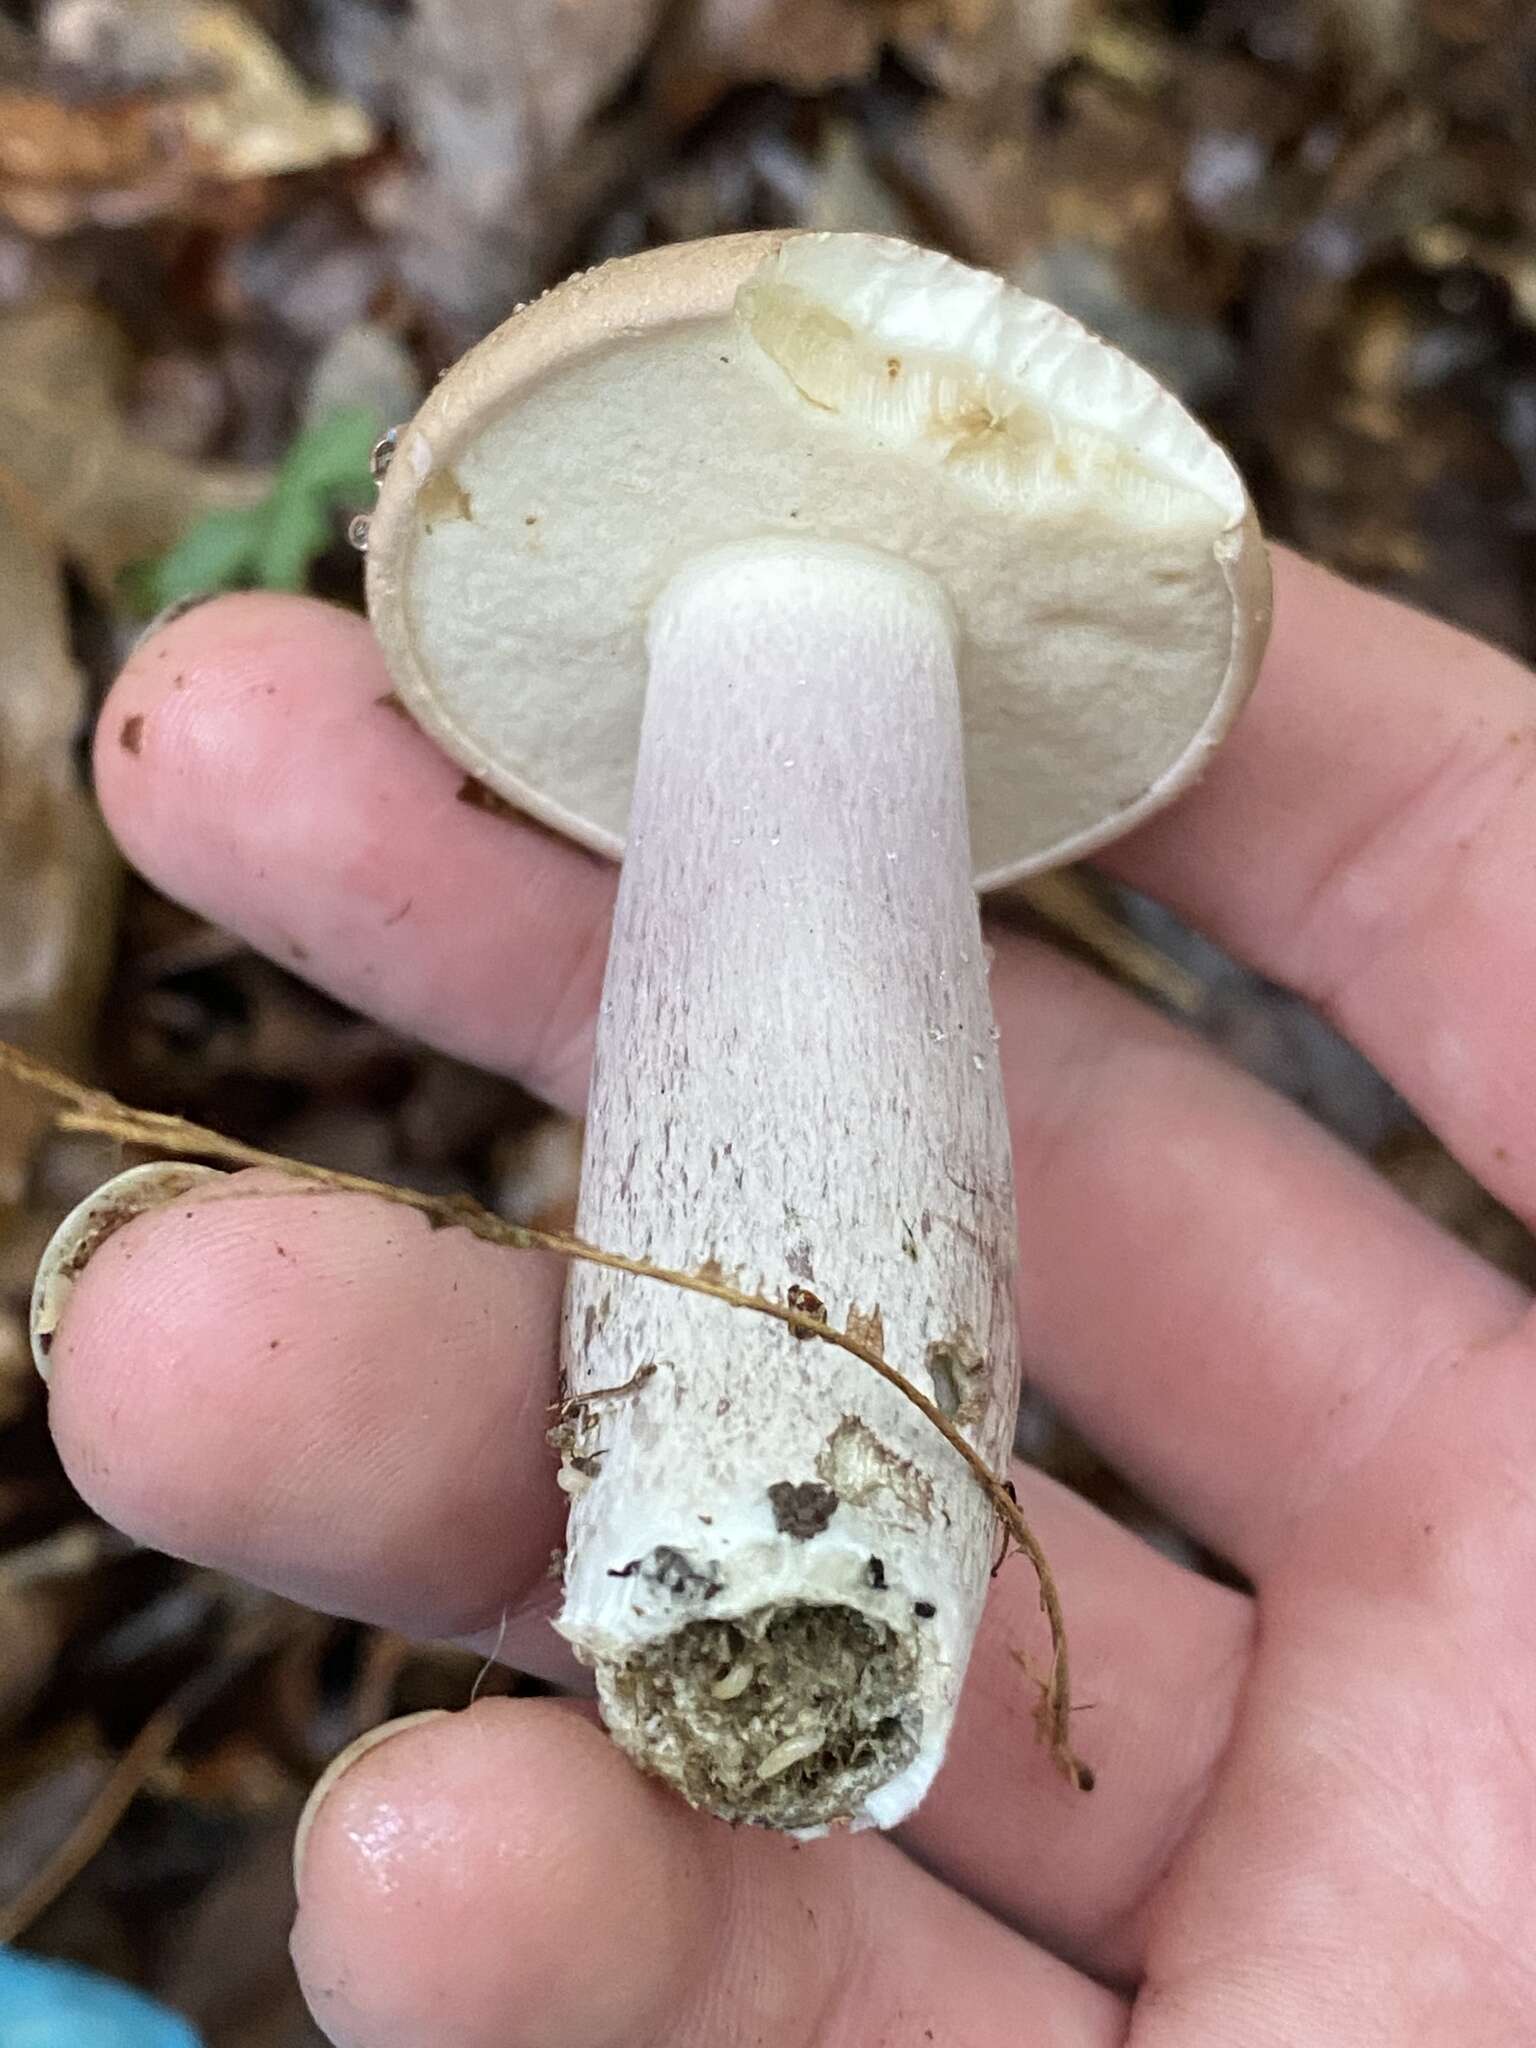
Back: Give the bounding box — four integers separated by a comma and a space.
1108, 549, 1536, 1220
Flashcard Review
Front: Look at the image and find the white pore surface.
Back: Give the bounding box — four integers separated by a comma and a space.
393, 235, 1247, 884
558, 544, 1020, 1832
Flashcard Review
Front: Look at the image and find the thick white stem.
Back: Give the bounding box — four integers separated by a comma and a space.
556, 540, 1019, 1832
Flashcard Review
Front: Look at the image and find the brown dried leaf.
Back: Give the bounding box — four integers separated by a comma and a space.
0, 295, 266, 592
0, 92, 170, 235
176, 2, 374, 180
892, 0, 1089, 93
915, 67, 1224, 314
493, 1113, 584, 1232
1312, 0, 1417, 82
391, 0, 667, 340
0, 1313, 29, 1431
657, 0, 883, 112
159, 1801, 327, 2048
0, 480, 119, 1212
0, 1, 374, 235
0, 1579, 61, 1734
0, 1528, 114, 1736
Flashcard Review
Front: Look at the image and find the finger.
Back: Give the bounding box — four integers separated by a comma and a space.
290, 1697, 1126, 2048
97, 595, 615, 1112
901, 1467, 1251, 1982
46, 1172, 570, 1658
1106, 550, 1536, 1220
995, 938, 1526, 1573
44, 1168, 1248, 1977
101, 595, 1526, 1572
1131, 1321, 1536, 2048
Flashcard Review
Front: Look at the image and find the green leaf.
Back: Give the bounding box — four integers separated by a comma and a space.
124, 505, 268, 615
122, 406, 381, 614
276, 405, 380, 499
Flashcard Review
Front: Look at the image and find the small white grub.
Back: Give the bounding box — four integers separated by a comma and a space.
756, 1731, 826, 1782
711, 1658, 755, 1701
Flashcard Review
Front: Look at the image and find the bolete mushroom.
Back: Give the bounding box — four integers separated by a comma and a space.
362, 231, 1270, 1834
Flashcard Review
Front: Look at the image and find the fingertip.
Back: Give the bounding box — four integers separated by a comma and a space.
291, 1698, 708, 2048
31, 1161, 226, 1381
95, 592, 383, 870
46, 1173, 567, 1634
91, 588, 614, 1100
286, 1690, 1128, 2048
294, 1709, 453, 1899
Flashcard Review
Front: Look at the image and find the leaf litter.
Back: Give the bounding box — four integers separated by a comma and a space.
0, 2, 1532, 2035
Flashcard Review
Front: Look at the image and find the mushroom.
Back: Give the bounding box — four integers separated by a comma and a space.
364, 231, 1270, 1834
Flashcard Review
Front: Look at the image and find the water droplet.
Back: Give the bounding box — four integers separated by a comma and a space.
927, 1027, 947, 1044
988, 1024, 1001, 1043
347, 513, 371, 552
769, 833, 781, 846
369, 426, 400, 483
972, 1054, 985, 1072
886, 850, 898, 861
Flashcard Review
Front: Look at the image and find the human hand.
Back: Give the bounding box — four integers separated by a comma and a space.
42, 551, 1536, 2043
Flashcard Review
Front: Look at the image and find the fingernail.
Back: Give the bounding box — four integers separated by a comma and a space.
131, 590, 220, 653
31, 1163, 224, 1381
293, 1711, 451, 1895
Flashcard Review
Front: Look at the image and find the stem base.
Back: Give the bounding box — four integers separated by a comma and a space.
603, 1602, 919, 1830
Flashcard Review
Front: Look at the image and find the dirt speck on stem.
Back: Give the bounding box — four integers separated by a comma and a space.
767, 1479, 839, 1539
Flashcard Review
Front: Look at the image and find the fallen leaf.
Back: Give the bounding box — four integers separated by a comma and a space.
892, 0, 1090, 94
390, 0, 668, 340
0, 1313, 29, 1431
177, 1, 374, 182
0, 479, 120, 1215
0, 296, 267, 595
0, 1578, 61, 1734
159, 1802, 325, 2048
656, 0, 883, 114
0, 0, 374, 235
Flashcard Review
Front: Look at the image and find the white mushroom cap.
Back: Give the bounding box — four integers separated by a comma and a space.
367, 231, 1269, 884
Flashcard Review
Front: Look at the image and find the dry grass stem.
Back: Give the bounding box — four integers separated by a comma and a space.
0, 1038, 1089, 1790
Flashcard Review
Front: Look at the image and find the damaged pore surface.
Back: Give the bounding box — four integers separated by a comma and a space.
602, 1603, 920, 1828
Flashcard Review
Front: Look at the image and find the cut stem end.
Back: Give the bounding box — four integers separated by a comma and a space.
599, 1602, 921, 1831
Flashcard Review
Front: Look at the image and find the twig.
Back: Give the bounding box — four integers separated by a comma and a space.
0, 1606, 288, 1943
0, 1039, 1089, 1789
0, 1705, 184, 1945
